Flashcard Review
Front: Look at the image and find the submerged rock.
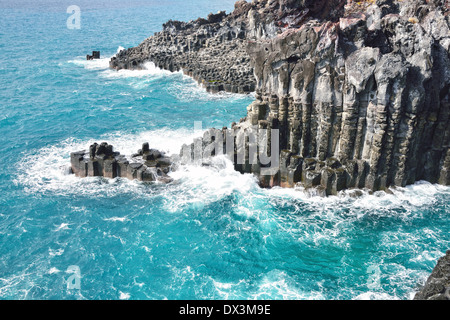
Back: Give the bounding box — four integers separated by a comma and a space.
70, 143, 173, 184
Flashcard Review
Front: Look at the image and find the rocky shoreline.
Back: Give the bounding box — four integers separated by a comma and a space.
70, 0, 450, 299
109, 8, 256, 94
107, 0, 449, 194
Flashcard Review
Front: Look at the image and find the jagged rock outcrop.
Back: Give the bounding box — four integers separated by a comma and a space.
70, 142, 173, 183
111, 0, 449, 194
237, 0, 449, 193
415, 251, 450, 300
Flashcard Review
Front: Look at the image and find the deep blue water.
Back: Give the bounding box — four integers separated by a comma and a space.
0, 0, 449, 300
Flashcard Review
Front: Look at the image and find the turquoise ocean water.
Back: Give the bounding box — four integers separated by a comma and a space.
0, 0, 449, 300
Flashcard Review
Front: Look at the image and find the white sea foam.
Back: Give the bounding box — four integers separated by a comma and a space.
252, 280, 307, 300
14, 128, 201, 197
53, 223, 70, 232
67, 45, 125, 71
103, 216, 129, 223
410, 249, 443, 263
68, 57, 111, 70
68, 46, 175, 78
265, 180, 449, 220
48, 267, 61, 274
167, 77, 253, 103
70, 57, 176, 80
353, 292, 399, 300
68, 47, 254, 102
210, 270, 326, 300
211, 279, 247, 300
165, 155, 259, 211
48, 248, 64, 257
119, 291, 131, 300
101, 61, 176, 80
68, 46, 182, 83
0, 272, 34, 297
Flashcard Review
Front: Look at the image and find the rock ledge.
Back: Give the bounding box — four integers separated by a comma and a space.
415, 251, 450, 300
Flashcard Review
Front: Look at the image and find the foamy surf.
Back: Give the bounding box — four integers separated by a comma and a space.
13, 128, 201, 197
67, 46, 123, 70
101, 61, 176, 79
167, 77, 254, 103
69, 57, 175, 80
164, 155, 260, 212
210, 270, 326, 300
68, 46, 175, 78
264, 181, 449, 219
68, 57, 110, 70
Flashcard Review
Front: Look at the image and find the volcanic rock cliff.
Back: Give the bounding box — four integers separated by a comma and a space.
241, 0, 450, 193
110, 0, 450, 194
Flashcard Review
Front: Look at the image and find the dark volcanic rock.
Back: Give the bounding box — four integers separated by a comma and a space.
112, 0, 449, 194
415, 251, 450, 300
240, 0, 449, 193
109, 3, 256, 94
239, 0, 449, 192
70, 142, 173, 184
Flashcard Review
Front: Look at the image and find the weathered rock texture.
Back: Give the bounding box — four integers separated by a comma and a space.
110, 5, 256, 93
238, 0, 450, 194
415, 251, 450, 300
112, 0, 449, 194
70, 142, 173, 183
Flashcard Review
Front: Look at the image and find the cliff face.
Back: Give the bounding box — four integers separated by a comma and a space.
239, 0, 450, 192
111, 0, 450, 194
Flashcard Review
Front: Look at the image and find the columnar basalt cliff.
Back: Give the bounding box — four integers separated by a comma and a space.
70, 142, 173, 183
110, 7, 256, 93
238, 0, 450, 194
107, 0, 449, 195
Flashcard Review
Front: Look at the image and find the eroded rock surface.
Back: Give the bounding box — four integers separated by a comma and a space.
111, 0, 449, 194
415, 251, 450, 300
239, 0, 450, 193
70, 142, 173, 183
